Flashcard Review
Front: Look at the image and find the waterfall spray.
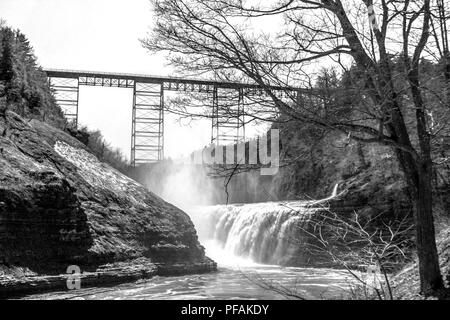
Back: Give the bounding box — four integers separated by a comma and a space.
188, 202, 320, 266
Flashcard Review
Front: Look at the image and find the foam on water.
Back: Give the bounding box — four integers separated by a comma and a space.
187, 201, 319, 267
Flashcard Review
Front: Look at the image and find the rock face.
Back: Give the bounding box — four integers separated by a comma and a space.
0, 112, 215, 295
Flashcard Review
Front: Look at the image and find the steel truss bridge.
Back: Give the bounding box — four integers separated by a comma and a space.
44, 69, 301, 167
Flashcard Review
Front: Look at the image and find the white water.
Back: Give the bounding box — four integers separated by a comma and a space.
24, 265, 351, 300
187, 202, 319, 267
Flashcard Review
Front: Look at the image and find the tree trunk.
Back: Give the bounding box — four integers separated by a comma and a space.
445, 53, 450, 109
400, 150, 444, 296
383, 90, 443, 296
415, 162, 444, 295
396, 54, 445, 296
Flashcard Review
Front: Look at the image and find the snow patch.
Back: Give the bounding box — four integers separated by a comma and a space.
54, 141, 144, 203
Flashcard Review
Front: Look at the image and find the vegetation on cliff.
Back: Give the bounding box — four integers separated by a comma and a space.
0, 23, 132, 175
0, 25, 65, 128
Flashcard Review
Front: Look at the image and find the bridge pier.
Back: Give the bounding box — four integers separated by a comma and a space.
131, 82, 164, 166
211, 87, 245, 146
48, 76, 79, 127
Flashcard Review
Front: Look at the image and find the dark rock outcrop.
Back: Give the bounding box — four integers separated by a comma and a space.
0, 112, 216, 296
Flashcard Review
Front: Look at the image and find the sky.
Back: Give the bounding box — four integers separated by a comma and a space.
0, 0, 263, 160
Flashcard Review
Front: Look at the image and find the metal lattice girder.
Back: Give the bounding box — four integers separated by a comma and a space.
131, 82, 164, 166
79, 76, 135, 88
163, 81, 216, 93
44, 69, 307, 166
49, 77, 79, 126
212, 87, 245, 146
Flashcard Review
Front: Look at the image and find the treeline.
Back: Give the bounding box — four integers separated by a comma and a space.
0, 21, 132, 173
307, 58, 450, 188
72, 126, 131, 174
0, 23, 66, 128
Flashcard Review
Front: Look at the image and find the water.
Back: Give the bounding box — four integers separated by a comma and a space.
23, 202, 353, 300
189, 202, 319, 266
24, 265, 350, 300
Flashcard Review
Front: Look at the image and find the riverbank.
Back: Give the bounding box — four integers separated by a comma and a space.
0, 257, 216, 298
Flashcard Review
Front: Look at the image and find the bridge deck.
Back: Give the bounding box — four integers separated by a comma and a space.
43, 68, 301, 92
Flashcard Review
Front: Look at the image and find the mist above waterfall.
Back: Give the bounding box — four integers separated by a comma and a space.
134, 159, 280, 211
134, 160, 218, 210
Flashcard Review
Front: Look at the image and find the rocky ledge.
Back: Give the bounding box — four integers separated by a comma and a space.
0, 112, 216, 298
0, 257, 216, 298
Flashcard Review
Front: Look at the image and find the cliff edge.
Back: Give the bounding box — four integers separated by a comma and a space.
0, 112, 216, 297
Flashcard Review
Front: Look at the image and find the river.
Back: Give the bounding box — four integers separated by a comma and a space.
24, 202, 354, 300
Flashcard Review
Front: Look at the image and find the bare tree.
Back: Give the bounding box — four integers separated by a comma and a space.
144, 0, 449, 296
298, 206, 414, 300
239, 201, 414, 300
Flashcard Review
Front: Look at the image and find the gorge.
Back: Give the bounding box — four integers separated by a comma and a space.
1, 18, 449, 300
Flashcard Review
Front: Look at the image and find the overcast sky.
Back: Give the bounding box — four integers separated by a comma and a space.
0, 0, 250, 160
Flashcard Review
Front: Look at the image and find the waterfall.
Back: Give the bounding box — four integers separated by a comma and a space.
187, 201, 319, 266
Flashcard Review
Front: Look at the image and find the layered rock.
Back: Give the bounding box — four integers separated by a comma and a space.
0, 112, 216, 296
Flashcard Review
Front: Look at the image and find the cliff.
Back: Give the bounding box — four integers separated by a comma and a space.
0, 112, 216, 297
